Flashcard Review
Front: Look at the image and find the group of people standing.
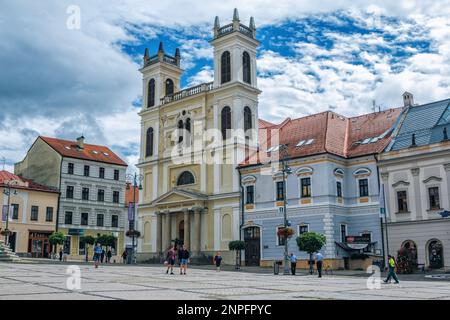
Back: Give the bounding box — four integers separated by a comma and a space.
164, 245, 223, 275
289, 252, 323, 277
92, 243, 114, 268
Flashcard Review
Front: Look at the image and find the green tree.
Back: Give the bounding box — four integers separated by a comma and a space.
296, 232, 326, 274
80, 235, 95, 261
96, 234, 117, 250
49, 231, 66, 257
228, 240, 245, 270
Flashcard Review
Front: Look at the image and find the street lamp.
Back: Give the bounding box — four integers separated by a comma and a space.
126, 172, 143, 264
2, 181, 17, 244
279, 144, 292, 275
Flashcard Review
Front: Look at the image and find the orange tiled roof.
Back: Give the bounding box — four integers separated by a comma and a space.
40, 136, 127, 167
0, 170, 58, 193
125, 182, 139, 205
241, 108, 402, 166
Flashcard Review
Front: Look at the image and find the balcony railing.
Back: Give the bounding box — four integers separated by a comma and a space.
160, 82, 213, 105
144, 54, 179, 67
216, 23, 255, 39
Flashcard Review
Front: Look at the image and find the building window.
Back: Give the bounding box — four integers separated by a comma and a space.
243, 51, 251, 84
82, 188, 89, 201
68, 163, 74, 174
428, 187, 440, 209
221, 106, 231, 140
277, 226, 286, 246
362, 233, 372, 253
148, 78, 155, 108
97, 214, 104, 227
99, 167, 105, 179
78, 240, 86, 256
113, 191, 120, 203
165, 78, 174, 96
221, 51, 231, 84
84, 165, 90, 177
146, 127, 154, 157
246, 185, 255, 204
340, 224, 347, 242
46, 207, 53, 222
336, 181, 342, 198
11, 204, 19, 220
301, 177, 311, 198
66, 186, 74, 199
359, 179, 369, 197
114, 169, 119, 181
244, 106, 252, 133
63, 236, 71, 254
111, 215, 119, 228
97, 189, 105, 202
299, 224, 309, 235
177, 171, 195, 186
30, 206, 39, 221
65, 211, 73, 225
276, 181, 285, 201
81, 212, 89, 226
397, 191, 408, 213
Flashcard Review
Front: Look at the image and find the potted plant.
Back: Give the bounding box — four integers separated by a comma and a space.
228, 240, 245, 270
0, 229, 12, 236
296, 231, 326, 275
277, 227, 295, 239
80, 235, 95, 262
126, 230, 141, 238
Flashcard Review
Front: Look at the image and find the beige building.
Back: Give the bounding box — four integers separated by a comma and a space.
137, 9, 260, 263
1, 170, 59, 257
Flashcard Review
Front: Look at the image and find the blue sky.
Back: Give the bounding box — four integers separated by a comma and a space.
0, 1, 449, 173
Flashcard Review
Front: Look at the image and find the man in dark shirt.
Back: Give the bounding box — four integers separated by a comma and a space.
179, 245, 190, 275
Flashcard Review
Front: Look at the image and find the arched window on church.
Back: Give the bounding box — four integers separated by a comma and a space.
221, 106, 231, 140
165, 78, 174, 96
243, 51, 251, 84
221, 51, 231, 84
244, 106, 252, 133
146, 127, 153, 157
148, 79, 155, 108
177, 171, 195, 186
178, 120, 184, 143
185, 118, 191, 133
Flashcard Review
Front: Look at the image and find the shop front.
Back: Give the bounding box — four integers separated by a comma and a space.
28, 230, 52, 258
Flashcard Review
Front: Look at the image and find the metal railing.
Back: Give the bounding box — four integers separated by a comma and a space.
160, 82, 213, 105
216, 23, 254, 39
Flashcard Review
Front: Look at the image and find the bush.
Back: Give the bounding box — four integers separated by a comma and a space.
228, 240, 245, 251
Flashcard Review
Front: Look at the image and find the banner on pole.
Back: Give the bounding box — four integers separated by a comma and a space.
2, 205, 9, 222
128, 203, 134, 221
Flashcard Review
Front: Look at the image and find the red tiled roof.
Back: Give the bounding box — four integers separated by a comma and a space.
0, 170, 59, 193
241, 108, 402, 166
40, 136, 127, 167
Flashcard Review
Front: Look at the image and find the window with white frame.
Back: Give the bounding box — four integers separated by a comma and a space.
428, 187, 440, 210
298, 224, 309, 235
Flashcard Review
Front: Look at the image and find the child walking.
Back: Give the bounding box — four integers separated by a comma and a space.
213, 251, 222, 272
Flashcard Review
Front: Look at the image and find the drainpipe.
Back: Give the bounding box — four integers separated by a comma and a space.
374, 154, 387, 270
238, 168, 245, 268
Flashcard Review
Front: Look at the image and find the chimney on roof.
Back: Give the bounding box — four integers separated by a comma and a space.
403, 91, 414, 108
76, 135, 85, 149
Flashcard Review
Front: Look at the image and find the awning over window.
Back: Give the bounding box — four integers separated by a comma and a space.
335, 241, 377, 251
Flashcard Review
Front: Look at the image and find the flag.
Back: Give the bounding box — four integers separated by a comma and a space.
2, 205, 8, 221
128, 203, 134, 221
379, 184, 386, 218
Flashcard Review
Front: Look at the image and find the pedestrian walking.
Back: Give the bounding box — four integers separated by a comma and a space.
178, 245, 190, 275
107, 249, 112, 263
59, 248, 63, 261
93, 243, 102, 269
122, 250, 127, 264
315, 252, 323, 278
383, 255, 400, 284
101, 249, 105, 263
213, 251, 222, 272
165, 246, 176, 275
290, 253, 297, 275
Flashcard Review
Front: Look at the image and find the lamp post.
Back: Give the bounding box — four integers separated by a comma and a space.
279, 144, 292, 275
126, 172, 143, 264
2, 181, 17, 244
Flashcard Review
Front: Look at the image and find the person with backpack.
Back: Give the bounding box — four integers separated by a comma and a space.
165, 245, 176, 275
93, 243, 102, 269
178, 245, 190, 275
213, 251, 222, 272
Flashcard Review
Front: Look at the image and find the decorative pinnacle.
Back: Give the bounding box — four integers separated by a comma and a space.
144, 48, 149, 59
175, 48, 180, 57
233, 8, 239, 21
250, 16, 255, 29
158, 41, 164, 53
214, 16, 220, 29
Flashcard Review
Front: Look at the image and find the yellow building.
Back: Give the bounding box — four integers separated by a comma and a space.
1, 170, 59, 257
137, 9, 260, 264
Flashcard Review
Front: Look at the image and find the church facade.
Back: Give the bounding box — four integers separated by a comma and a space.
136, 10, 260, 263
